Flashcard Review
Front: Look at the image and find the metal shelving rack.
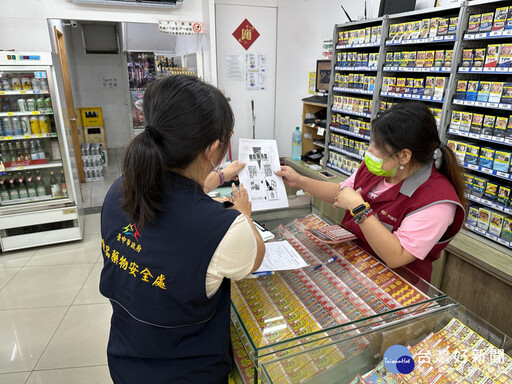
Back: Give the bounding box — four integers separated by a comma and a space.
324, 0, 512, 255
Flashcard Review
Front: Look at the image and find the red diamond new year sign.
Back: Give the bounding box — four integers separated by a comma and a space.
232, 18, 260, 50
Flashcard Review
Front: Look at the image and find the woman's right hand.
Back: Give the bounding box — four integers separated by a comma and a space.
231, 182, 252, 217
274, 166, 303, 188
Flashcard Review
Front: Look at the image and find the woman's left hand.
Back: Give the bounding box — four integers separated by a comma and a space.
222, 160, 245, 182
333, 187, 365, 211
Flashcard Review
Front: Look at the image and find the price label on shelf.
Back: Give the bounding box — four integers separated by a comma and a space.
486, 233, 497, 241
481, 134, 493, 140
483, 68, 494, 72
497, 171, 509, 178
472, 68, 483, 72
467, 164, 478, 170
464, 34, 474, 39
504, 30, 512, 36
459, 67, 469, 72
497, 238, 509, 247
426, 37, 434, 42
31, 111, 39, 115
468, 133, 479, 139
4, 136, 12, 140
487, 103, 498, 108
37, 134, 43, 138
481, 168, 493, 175
496, 68, 507, 72
490, 31, 503, 37
23, 135, 30, 139
476, 33, 486, 39
17, 166, 24, 170
20, 90, 26, 94
474, 227, 486, 235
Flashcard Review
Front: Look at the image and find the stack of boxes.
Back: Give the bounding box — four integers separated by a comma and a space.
80, 107, 107, 182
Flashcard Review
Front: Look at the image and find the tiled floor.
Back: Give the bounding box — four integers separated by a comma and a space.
0, 150, 124, 383
0, 213, 113, 384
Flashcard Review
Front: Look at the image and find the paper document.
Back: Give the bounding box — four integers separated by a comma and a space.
255, 241, 308, 272
238, 139, 289, 211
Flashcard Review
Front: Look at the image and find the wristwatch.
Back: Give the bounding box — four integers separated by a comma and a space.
350, 202, 370, 216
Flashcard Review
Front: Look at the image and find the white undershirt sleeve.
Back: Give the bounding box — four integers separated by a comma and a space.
205, 214, 257, 298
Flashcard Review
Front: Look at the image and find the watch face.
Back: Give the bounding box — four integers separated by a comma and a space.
352, 203, 367, 215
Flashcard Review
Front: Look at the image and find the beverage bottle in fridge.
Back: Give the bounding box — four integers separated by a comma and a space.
35, 170, 46, 196
0, 143, 6, 159
2, 117, 15, 136
5, 143, 16, 162
49, 171, 61, 197
0, 177, 9, 202
36, 140, 46, 160
8, 174, 19, 200
60, 169, 67, 196
20, 117, 30, 135
26, 172, 37, 198
30, 140, 39, 160
291, 127, 302, 160
17, 172, 28, 199
15, 141, 23, 162
21, 141, 30, 161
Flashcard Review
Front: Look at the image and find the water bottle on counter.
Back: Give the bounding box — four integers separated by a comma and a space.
291, 126, 302, 160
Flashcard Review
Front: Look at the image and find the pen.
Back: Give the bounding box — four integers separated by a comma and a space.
313, 256, 339, 271
251, 271, 275, 277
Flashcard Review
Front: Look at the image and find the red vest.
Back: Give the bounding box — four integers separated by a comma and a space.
342, 162, 465, 282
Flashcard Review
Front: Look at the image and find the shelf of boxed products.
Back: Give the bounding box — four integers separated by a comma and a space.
334, 22, 383, 51
326, 162, 352, 177
332, 87, 373, 96
383, 66, 451, 73
331, 106, 371, 119
380, 91, 444, 103
334, 66, 377, 72
329, 126, 370, 141
464, 221, 512, 249
334, 53, 379, 72
385, 9, 460, 46
328, 144, 364, 161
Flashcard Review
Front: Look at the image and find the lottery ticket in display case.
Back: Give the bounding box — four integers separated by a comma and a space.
0, 52, 82, 251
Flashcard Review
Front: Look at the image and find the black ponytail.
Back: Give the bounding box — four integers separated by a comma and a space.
121, 75, 234, 230
372, 101, 466, 208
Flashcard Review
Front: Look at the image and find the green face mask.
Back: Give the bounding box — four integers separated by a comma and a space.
364, 151, 400, 177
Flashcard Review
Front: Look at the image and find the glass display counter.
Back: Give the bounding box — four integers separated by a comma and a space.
259, 298, 512, 383
231, 200, 448, 383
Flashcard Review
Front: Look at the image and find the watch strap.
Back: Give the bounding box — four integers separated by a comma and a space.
215, 169, 225, 185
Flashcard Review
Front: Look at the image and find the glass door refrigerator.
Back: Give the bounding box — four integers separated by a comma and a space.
0, 52, 82, 251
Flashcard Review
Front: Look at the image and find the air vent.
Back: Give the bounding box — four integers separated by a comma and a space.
73, 0, 183, 8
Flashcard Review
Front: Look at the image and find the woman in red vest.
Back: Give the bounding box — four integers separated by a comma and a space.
277, 102, 465, 282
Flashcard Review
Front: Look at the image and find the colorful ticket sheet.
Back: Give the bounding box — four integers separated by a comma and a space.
231, 214, 435, 383
358, 317, 512, 383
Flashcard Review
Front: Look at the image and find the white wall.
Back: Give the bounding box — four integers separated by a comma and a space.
274, 0, 369, 157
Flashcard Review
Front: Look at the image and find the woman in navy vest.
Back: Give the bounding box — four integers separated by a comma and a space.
277, 102, 465, 282
100, 75, 265, 383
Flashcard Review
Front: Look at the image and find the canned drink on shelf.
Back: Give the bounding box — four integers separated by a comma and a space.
1, 78, 11, 90
39, 78, 49, 92
20, 117, 30, 135
29, 116, 40, 134
2, 117, 14, 136
31, 77, 40, 91
38, 115, 50, 133
21, 77, 32, 90
11, 78, 21, 90
26, 98, 36, 111
17, 98, 28, 112
35, 97, 45, 110
44, 97, 52, 110
11, 117, 22, 136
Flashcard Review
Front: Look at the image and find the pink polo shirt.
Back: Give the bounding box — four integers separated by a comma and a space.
340, 172, 456, 260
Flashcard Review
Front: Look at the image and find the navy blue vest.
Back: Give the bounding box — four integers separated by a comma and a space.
100, 173, 240, 383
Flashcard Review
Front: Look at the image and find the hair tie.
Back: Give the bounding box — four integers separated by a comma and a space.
145, 125, 161, 141
433, 142, 444, 169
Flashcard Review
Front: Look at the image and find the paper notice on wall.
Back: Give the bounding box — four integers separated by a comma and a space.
237, 139, 289, 211
226, 54, 244, 81
245, 53, 267, 91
